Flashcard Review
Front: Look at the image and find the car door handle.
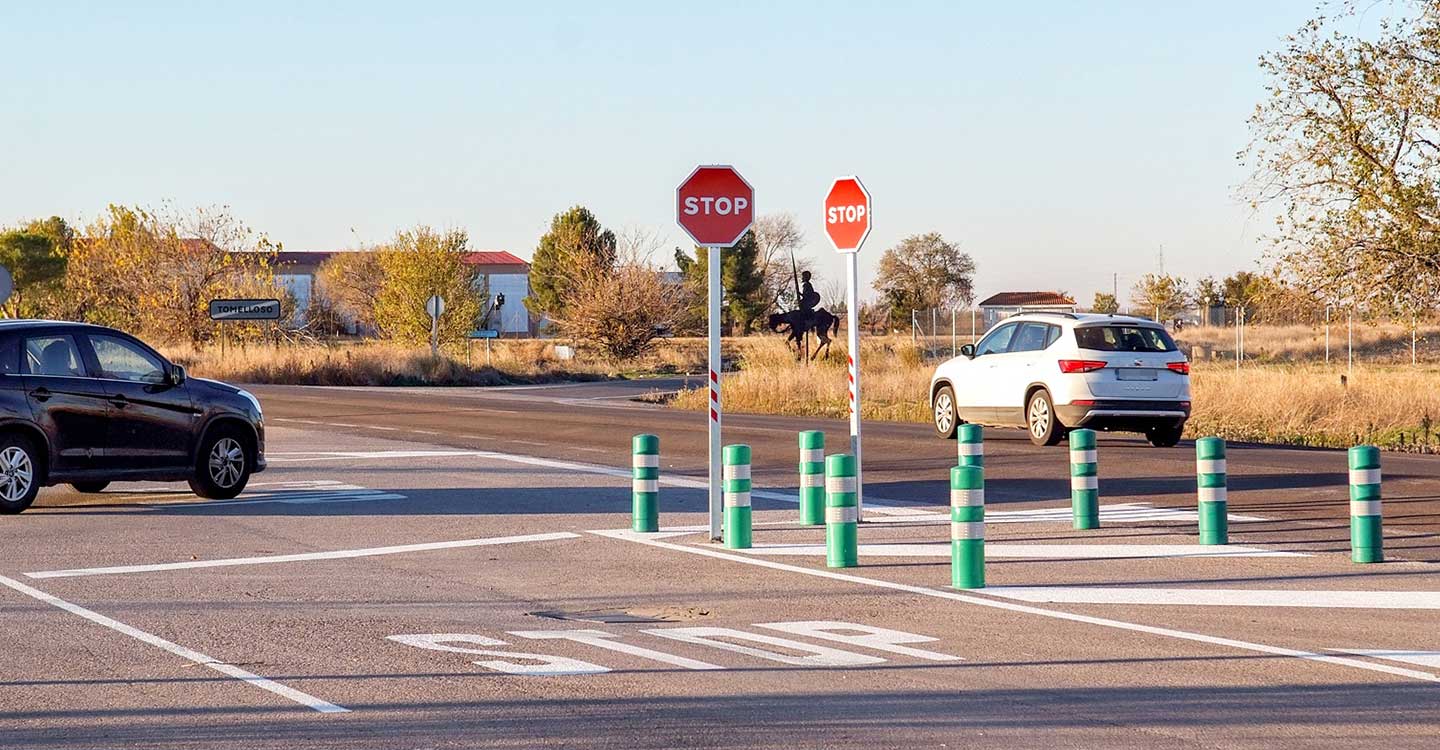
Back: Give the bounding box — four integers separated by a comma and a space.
108, 395, 130, 408
28, 388, 51, 402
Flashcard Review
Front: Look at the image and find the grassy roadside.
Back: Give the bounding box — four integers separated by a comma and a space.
669, 336, 1440, 453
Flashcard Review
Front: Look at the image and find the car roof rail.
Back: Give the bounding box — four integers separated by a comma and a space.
1016, 310, 1079, 320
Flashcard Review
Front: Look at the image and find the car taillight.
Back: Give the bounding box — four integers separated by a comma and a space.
1058, 359, 1107, 374
1166, 361, 1190, 375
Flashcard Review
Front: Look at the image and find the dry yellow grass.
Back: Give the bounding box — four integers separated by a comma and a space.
1177, 321, 1440, 364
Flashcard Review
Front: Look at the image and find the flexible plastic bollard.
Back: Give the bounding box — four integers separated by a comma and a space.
632, 434, 660, 533
723, 444, 752, 549
951, 465, 985, 589
1069, 429, 1099, 530
798, 431, 825, 526
1196, 437, 1228, 545
825, 454, 858, 568
1349, 445, 1383, 563
957, 424, 984, 468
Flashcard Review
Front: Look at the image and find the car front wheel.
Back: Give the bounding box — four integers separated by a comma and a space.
933, 385, 959, 439
0, 435, 41, 514
189, 429, 252, 500
1026, 389, 1065, 447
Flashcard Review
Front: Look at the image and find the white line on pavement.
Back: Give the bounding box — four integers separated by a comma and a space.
726, 543, 1305, 559
26, 532, 580, 579
587, 529, 1440, 684
983, 586, 1440, 609
0, 574, 347, 713
1332, 650, 1440, 668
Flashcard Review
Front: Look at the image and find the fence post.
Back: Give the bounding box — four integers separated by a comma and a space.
825, 454, 859, 568
631, 434, 660, 533
951, 308, 956, 357
1196, 437, 1227, 545
957, 424, 983, 468
1348, 446, 1383, 564
798, 431, 825, 526
1069, 429, 1099, 529
723, 444, 752, 549
950, 465, 985, 589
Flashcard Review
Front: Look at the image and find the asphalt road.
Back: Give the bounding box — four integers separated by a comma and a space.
2, 378, 1439, 748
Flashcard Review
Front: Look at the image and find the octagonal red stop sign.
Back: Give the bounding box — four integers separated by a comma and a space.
824, 176, 872, 253
676, 165, 755, 247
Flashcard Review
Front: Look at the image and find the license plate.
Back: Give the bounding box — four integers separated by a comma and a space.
1116, 368, 1158, 381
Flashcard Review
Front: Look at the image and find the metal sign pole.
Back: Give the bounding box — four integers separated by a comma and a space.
846, 250, 863, 519
708, 245, 723, 541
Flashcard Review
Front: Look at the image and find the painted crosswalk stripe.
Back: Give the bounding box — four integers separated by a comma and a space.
981, 586, 1440, 609
720, 543, 1304, 559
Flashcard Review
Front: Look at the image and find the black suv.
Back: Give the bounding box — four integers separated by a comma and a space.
0, 321, 265, 513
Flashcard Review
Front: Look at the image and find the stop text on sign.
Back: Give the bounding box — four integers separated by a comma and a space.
683, 195, 750, 216
827, 204, 867, 224
823, 176, 872, 253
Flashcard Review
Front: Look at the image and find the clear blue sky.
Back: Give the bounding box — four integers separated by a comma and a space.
1, 1, 1324, 305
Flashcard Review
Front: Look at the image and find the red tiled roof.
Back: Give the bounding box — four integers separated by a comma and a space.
978, 291, 1076, 307
464, 250, 529, 267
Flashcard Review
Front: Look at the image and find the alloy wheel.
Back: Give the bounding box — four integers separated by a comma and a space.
0, 446, 34, 503
1028, 397, 1050, 439
934, 393, 954, 433
208, 438, 245, 489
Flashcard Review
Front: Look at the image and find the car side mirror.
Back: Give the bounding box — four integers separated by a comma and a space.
169, 364, 187, 385
959, 344, 976, 358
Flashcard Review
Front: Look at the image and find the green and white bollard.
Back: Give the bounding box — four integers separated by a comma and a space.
1196, 437, 1228, 545
798, 431, 825, 526
957, 424, 984, 468
1069, 429, 1099, 530
1349, 445, 1383, 564
825, 454, 859, 568
724, 444, 752, 549
631, 434, 660, 533
950, 465, 985, 589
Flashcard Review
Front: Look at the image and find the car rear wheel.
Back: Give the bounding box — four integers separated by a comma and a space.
1026, 389, 1065, 447
70, 481, 110, 493
933, 385, 959, 439
0, 435, 41, 514
189, 429, 252, 500
1146, 423, 1185, 448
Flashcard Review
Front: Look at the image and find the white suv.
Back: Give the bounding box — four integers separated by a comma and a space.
929, 313, 1191, 447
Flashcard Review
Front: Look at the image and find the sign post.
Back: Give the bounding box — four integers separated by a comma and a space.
426, 295, 445, 357
823, 176, 872, 519
677, 165, 755, 541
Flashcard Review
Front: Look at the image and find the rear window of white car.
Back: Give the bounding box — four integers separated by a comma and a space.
1074, 326, 1177, 352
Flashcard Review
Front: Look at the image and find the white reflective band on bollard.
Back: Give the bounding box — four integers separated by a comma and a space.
1070, 449, 1097, 464
1197, 459, 1226, 474
950, 489, 984, 507
1070, 475, 1099, 491
800, 474, 824, 488
958, 444, 983, 456
632, 479, 659, 493
1198, 486, 1227, 502
950, 521, 985, 540
826, 506, 859, 524
1350, 499, 1382, 517
632, 454, 660, 468
1349, 468, 1382, 485
800, 449, 823, 463
725, 492, 752, 508
826, 476, 857, 494
724, 465, 751, 481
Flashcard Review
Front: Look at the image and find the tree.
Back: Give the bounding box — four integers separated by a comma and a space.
371, 226, 485, 347
552, 230, 684, 359
0, 218, 69, 317
1090, 292, 1119, 314
1130, 273, 1191, 320
315, 250, 385, 334
1242, 4, 1440, 314
674, 230, 767, 334
752, 214, 811, 313
872, 232, 976, 325
527, 206, 615, 320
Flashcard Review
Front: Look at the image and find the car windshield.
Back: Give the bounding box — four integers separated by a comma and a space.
1074, 325, 1177, 353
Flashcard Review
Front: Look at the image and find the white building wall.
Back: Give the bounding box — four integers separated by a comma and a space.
479, 272, 531, 334
277, 273, 313, 324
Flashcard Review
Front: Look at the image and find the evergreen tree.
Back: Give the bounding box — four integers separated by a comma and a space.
527, 206, 615, 319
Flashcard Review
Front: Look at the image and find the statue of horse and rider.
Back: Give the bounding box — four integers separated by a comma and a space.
767, 270, 840, 361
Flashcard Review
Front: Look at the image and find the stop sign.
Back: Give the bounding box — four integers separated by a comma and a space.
823, 176, 872, 253
676, 165, 755, 247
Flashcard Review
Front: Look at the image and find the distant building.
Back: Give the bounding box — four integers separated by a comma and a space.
977, 291, 1077, 328
274, 250, 533, 335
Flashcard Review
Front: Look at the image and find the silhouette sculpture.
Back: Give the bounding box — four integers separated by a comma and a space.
769, 272, 839, 361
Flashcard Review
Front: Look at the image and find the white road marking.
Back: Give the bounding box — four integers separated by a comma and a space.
642, 626, 885, 667
864, 503, 1269, 524
0, 574, 347, 713
756, 621, 962, 662
1333, 650, 1440, 669
408, 429, 441, 436
509, 629, 724, 670
26, 532, 580, 579
983, 586, 1440, 609
588, 529, 1440, 684
266, 451, 477, 463
388, 633, 609, 676
725, 543, 1304, 559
